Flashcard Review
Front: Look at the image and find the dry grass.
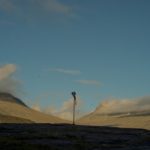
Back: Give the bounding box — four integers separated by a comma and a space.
78, 113, 150, 130
0, 101, 68, 124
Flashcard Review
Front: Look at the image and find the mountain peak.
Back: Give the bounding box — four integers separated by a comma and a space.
0, 92, 28, 107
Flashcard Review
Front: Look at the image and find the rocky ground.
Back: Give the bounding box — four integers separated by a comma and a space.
0, 124, 149, 150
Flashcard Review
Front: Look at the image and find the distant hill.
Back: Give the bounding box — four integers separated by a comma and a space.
0, 93, 68, 124
78, 109, 150, 130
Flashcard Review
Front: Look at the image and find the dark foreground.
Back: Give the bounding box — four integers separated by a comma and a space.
0, 124, 149, 150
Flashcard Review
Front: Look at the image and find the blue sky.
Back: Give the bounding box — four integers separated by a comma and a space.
0, 0, 150, 113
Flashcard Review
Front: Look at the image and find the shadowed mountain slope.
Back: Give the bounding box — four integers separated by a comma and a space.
0, 92, 28, 107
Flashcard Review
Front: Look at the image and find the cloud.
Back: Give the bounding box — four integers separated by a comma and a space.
76, 80, 100, 86
0, 0, 72, 15
54, 99, 82, 120
0, 64, 21, 96
37, 0, 72, 14
95, 96, 150, 115
0, 0, 15, 12
0, 64, 16, 80
0, 20, 15, 25
32, 103, 41, 112
51, 68, 81, 75
32, 97, 85, 120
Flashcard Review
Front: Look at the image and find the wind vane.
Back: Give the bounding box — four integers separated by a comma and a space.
71, 91, 77, 125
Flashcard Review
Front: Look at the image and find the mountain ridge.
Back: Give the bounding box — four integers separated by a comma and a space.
0, 92, 28, 107
0, 92, 68, 124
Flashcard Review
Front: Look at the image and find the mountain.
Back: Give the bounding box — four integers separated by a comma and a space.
0, 114, 33, 123
0, 92, 28, 107
0, 92, 68, 123
78, 108, 150, 130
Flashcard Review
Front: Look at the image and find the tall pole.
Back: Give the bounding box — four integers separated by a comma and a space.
73, 98, 75, 125
71, 91, 76, 125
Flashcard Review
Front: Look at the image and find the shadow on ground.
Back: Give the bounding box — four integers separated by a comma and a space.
0, 123, 149, 150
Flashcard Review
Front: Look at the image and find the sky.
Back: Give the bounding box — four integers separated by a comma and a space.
0, 0, 150, 119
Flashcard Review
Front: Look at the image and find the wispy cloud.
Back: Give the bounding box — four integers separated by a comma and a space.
0, 0, 73, 15
0, 0, 15, 12
32, 104, 41, 112
0, 64, 21, 96
53, 98, 83, 120
76, 80, 101, 86
38, 0, 72, 15
32, 97, 86, 120
51, 68, 81, 75
0, 64, 16, 80
0, 20, 16, 25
